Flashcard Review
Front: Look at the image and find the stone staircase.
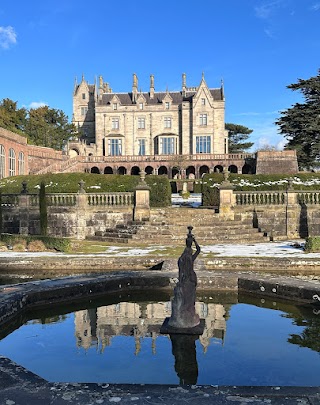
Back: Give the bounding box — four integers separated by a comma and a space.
89, 207, 268, 245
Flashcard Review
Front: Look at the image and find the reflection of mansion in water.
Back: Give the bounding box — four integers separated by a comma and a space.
74, 301, 226, 354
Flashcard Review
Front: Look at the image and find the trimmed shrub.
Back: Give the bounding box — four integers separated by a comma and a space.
0, 234, 71, 252
27, 240, 47, 252
304, 237, 320, 252
145, 175, 171, 207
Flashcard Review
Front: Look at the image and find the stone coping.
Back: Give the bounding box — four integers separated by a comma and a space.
2, 255, 320, 279
0, 271, 320, 404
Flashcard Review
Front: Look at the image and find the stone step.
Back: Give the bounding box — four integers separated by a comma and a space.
86, 235, 129, 243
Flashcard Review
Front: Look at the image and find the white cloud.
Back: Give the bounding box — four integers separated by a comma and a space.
311, 3, 320, 11
0, 26, 17, 49
29, 101, 48, 109
254, 0, 284, 19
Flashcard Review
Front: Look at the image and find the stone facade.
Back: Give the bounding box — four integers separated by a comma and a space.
70, 73, 228, 167
0, 128, 29, 179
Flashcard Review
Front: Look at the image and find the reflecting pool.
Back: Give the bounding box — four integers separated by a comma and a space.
0, 290, 320, 386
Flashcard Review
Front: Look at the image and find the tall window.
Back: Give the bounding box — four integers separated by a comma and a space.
0, 145, 5, 179
9, 148, 16, 176
108, 139, 122, 156
112, 118, 119, 130
164, 117, 172, 128
82, 93, 86, 100
199, 114, 207, 126
138, 139, 146, 155
18, 152, 25, 175
196, 136, 211, 153
201, 98, 206, 105
138, 117, 145, 129
165, 102, 170, 109
161, 137, 175, 154
139, 103, 144, 110
113, 103, 118, 110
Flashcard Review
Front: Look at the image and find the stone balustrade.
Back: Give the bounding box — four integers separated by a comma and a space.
87, 192, 134, 206
297, 192, 320, 205
235, 191, 286, 205
0, 194, 19, 207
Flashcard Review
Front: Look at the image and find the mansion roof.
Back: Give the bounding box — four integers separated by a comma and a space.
98, 89, 223, 106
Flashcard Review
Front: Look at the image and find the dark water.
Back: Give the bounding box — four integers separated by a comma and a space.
0, 290, 320, 386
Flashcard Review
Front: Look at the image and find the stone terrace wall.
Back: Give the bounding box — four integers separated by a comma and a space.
255, 150, 299, 174
28, 145, 66, 174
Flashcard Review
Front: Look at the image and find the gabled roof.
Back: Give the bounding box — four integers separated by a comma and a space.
99, 89, 222, 106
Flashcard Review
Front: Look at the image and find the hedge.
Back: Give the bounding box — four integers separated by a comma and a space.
0, 173, 171, 207
304, 237, 320, 253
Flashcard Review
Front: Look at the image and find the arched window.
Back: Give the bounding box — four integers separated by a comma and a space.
9, 148, 16, 177
18, 152, 25, 175
0, 145, 5, 179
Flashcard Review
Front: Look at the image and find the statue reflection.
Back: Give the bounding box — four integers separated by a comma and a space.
170, 333, 199, 385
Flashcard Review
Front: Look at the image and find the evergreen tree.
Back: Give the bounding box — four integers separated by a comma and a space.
26, 106, 77, 150
276, 70, 320, 169
0, 98, 27, 135
0, 98, 78, 150
226, 123, 254, 153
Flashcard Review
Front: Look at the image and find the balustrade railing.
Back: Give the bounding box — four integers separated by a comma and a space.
297, 191, 320, 205
0, 194, 19, 207
87, 192, 133, 206
46, 193, 77, 206
235, 191, 286, 205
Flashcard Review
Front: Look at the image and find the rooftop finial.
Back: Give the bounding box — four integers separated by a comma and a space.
202, 71, 205, 80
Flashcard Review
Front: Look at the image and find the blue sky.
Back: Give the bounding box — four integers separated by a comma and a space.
0, 0, 319, 151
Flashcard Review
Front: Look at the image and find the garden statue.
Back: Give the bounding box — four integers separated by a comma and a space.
160, 226, 204, 334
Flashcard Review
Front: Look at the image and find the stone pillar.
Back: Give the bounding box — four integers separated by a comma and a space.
134, 171, 151, 222
218, 168, 235, 220
18, 181, 30, 235
75, 180, 88, 239
285, 179, 299, 238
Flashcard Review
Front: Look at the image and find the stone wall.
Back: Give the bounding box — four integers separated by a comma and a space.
255, 150, 299, 174
28, 145, 66, 174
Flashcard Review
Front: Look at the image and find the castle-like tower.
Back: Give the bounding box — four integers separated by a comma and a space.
71, 73, 228, 159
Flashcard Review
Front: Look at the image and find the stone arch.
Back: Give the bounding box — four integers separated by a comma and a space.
104, 166, 113, 174
158, 166, 168, 175
91, 166, 100, 174
214, 165, 223, 173
172, 167, 179, 179
186, 166, 195, 179
242, 164, 253, 174
199, 165, 210, 177
117, 166, 127, 175
145, 166, 154, 175
229, 165, 238, 173
131, 166, 140, 175
69, 148, 80, 158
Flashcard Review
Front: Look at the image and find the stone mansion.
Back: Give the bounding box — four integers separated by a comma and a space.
68, 73, 238, 177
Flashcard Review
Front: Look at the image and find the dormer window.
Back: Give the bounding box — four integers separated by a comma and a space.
113, 103, 118, 110
82, 93, 86, 100
165, 102, 170, 110
139, 102, 144, 110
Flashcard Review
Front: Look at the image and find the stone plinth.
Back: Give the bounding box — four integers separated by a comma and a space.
160, 317, 205, 335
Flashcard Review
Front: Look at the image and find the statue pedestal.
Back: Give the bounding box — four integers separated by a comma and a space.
160, 318, 205, 335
